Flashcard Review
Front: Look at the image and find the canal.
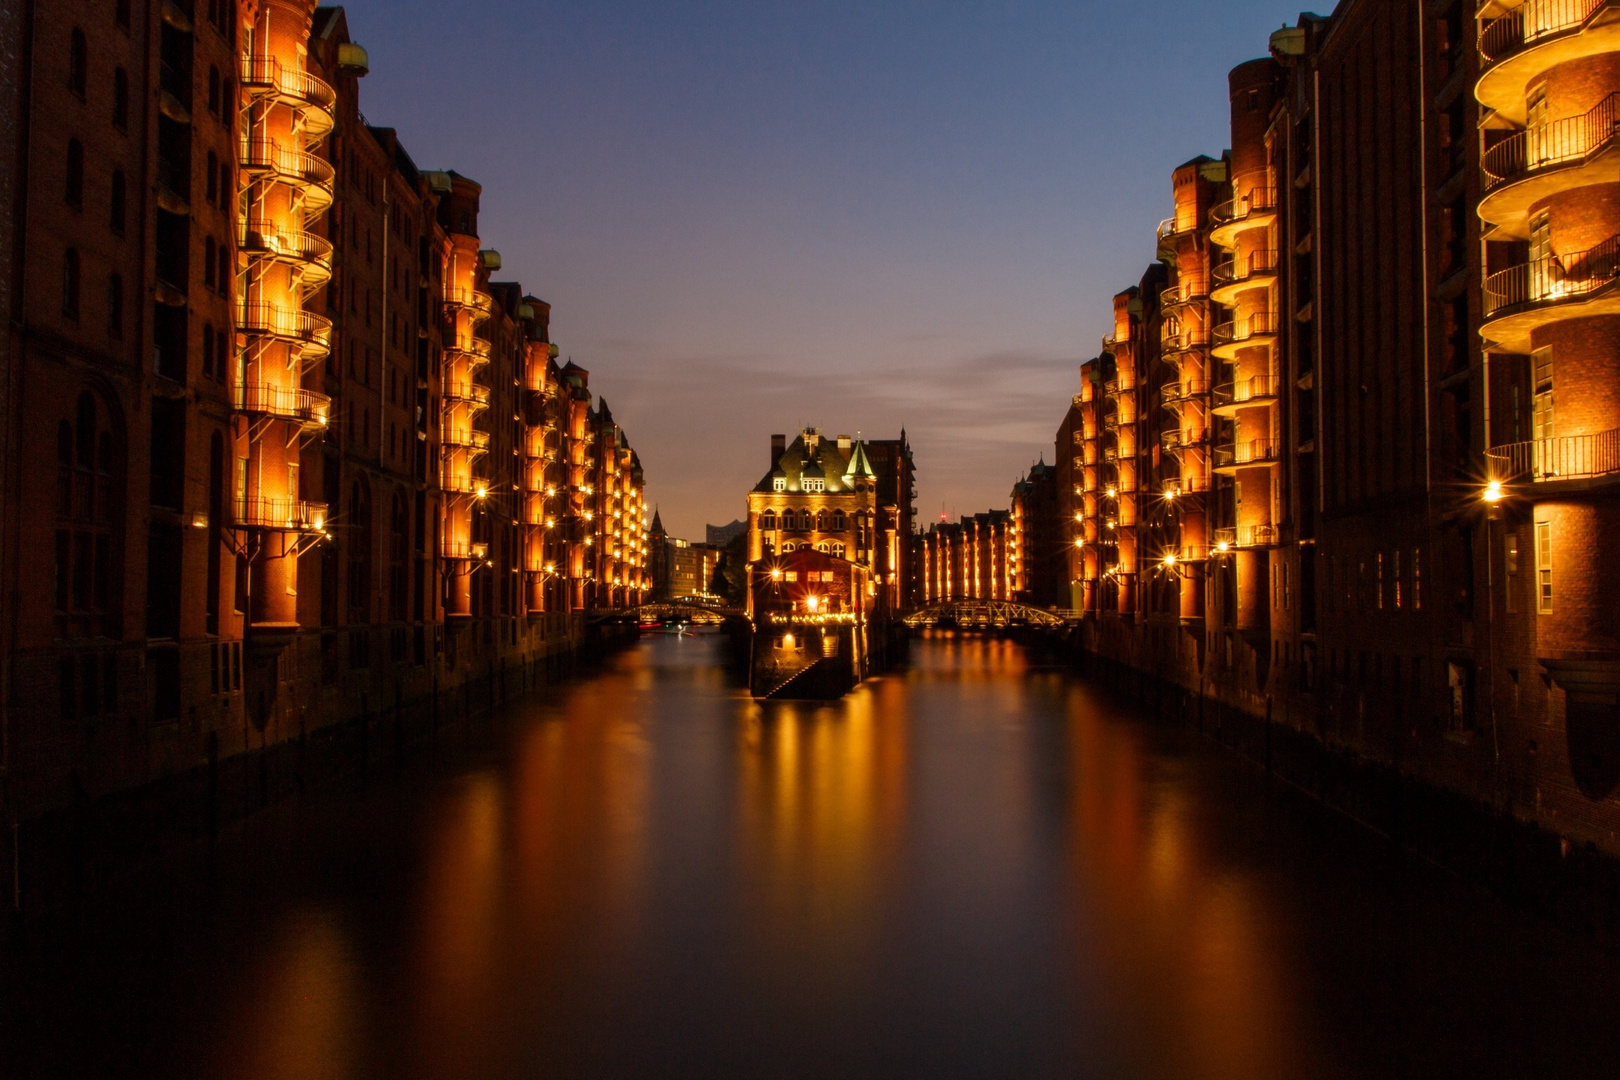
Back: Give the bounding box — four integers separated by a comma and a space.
6, 632, 1620, 1079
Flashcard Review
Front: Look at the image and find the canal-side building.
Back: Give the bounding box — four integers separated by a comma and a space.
1011, 459, 1063, 607
919, 511, 1013, 604
1057, 0, 1620, 863
0, 0, 650, 914
746, 429, 903, 616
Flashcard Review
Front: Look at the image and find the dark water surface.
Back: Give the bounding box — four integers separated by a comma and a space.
6, 633, 1620, 1079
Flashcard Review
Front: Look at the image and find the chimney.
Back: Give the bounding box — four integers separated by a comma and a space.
837, 434, 851, 451
771, 433, 786, 469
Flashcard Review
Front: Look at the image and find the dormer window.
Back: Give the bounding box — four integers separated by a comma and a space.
804, 478, 825, 492
773, 478, 785, 492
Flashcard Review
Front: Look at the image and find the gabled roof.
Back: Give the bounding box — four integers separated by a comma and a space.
844, 439, 876, 480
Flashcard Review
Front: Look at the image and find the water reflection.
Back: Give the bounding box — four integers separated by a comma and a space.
10, 631, 1620, 1079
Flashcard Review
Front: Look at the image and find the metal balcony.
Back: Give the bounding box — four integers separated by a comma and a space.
1487, 429, 1620, 483
443, 381, 492, 409
237, 302, 333, 360
444, 287, 495, 321
238, 138, 336, 212
1213, 438, 1280, 474
233, 496, 328, 532
1211, 311, 1280, 360
1213, 524, 1279, 549
444, 428, 492, 453
1209, 188, 1277, 248
239, 223, 334, 287
1482, 235, 1620, 350
235, 382, 331, 427
1212, 375, 1281, 416
240, 55, 335, 137
1477, 0, 1617, 121
1209, 249, 1280, 305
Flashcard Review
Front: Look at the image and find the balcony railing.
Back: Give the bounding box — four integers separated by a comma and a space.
1212, 249, 1280, 287
239, 222, 334, 276
1213, 375, 1281, 409
443, 381, 492, 407
237, 302, 333, 354
1162, 428, 1209, 453
1214, 438, 1280, 470
1484, 94, 1620, 188
440, 471, 481, 495
238, 137, 336, 199
1160, 380, 1208, 405
1483, 234, 1619, 316
1210, 188, 1276, 229
444, 428, 491, 452
1487, 429, 1620, 482
1481, 0, 1606, 63
1162, 329, 1209, 353
233, 496, 327, 532
235, 382, 331, 426
1212, 311, 1280, 347
1160, 283, 1205, 310
444, 287, 494, 319
239, 54, 337, 114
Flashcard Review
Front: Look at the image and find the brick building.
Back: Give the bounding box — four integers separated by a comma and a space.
1010, 458, 1063, 606
0, 0, 647, 903
919, 511, 1013, 604
1059, 0, 1620, 859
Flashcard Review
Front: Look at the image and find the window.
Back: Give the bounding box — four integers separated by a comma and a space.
202, 322, 214, 376
206, 150, 217, 203
799, 509, 813, 531
208, 65, 220, 116
62, 249, 80, 319
113, 68, 129, 129
203, 235, 216, 288
804, 478, 825, 492
1535, 520, 1552, 613
219, 242, 230, 294
106, 273, 122, 338
816, 510, 827, 531
117, 0, 131, 28
110, 170, 126, 233
1393, 550, 1402, 609
66, 139, 84, 207
1529, 211, 1553, 300
832, 510, 847, 532
1505, 533, 1519, 614
1376, 552, 1385, 609
1532, 346, 1554, 442
817, 542, 829, 554
832, 542, 846, 559
69, 29, 87, 98
773, 477, 785, 492
1413, 547, 1422, 610
760, 511, 776, 530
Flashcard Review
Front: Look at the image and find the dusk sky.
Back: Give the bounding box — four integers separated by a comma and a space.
340, 0, 1299, 539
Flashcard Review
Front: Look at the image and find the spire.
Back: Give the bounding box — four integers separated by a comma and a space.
844, 437, 877, 480
651, 506, 664, 535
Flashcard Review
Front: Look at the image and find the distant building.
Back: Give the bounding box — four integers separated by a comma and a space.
920, 512, 1013, 603
649, 510, 721, 599
747, 428, 909, 617
1011, 459, 1063, 606
706, 520, 747, 548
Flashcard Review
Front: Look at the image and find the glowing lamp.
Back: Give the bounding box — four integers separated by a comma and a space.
1216, 540, 1231, 553
1483, 479, 1504, 504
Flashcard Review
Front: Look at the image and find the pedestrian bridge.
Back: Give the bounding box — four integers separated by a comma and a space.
600, 597, 745, 626
902, 601, 1075, 630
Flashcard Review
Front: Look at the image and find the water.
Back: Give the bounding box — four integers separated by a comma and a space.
5, 632, 1620, 1079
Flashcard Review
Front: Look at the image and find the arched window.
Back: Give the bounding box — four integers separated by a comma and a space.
832, 542, 846, 559
106, 273, 122, 338
62, 249, 80, 319
760, 511, 776, 530
203, 236, 216, 288
54, 388, 124, 636
202, 321, 215, 376
113, 68, 129, 129
206, 150, 218, 204
817, 543, 829, 554
207, 65, 220, 116
110, 170, 126, 233
799, 508, 813, 531
69, 29, 87, 98
832, 510, 846, 532
66, 139, 83, 207
816, 510, 827, 531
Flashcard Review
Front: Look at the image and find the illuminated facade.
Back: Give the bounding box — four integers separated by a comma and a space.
0, 0, 649, 899
1058, 1, 1620, 858
747, 429, 904, 617
919, 512, 1013, 604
